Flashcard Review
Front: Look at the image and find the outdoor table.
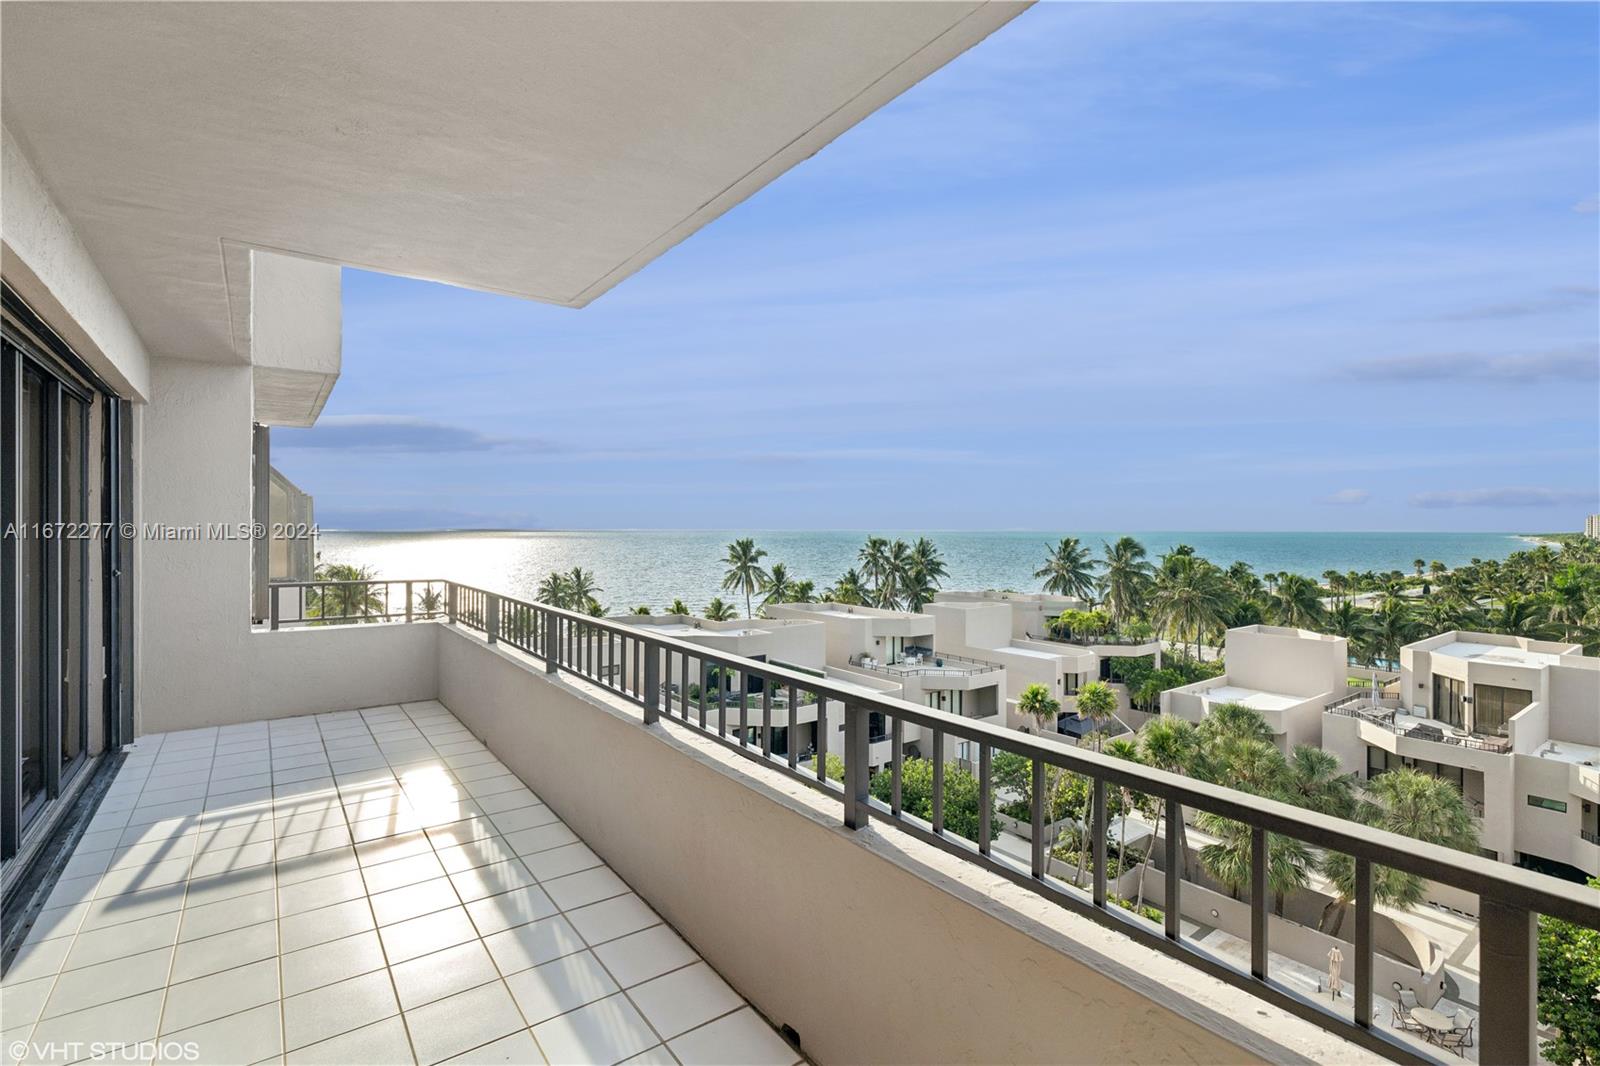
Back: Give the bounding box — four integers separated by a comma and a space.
1410, 1007, 1455, 1043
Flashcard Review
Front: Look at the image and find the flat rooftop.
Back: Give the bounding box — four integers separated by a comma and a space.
1433, 641, 1564, 669
1201, 685, 1303, 714
1531, 739, 1600, 767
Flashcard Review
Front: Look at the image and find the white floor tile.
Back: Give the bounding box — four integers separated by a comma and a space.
591, 926, 698, 989
529, 994, 658, 1066
390, 940, 500, 1010
378, 906, 478, 965
159, 957, 280, 1033
503, 950, 618, 1024
442, 1030, 544, 1065
404, 981, 527, 1065
667, 1007, 799, 1066
283, 970, 400, 1052
483, 916, 587, 974
626, 962, 741, 1039
564, 895, 660, 947
285, 1015, 415, 1066
281, 930, 387, 996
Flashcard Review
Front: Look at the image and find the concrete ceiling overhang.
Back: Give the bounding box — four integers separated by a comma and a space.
1, 1, 1029, 372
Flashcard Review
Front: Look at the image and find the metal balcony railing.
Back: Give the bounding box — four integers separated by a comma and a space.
269, 578, 1600, 1066
847, 651, 1003, 678
267, 577, 450, 627
1325, 694, 1513, 753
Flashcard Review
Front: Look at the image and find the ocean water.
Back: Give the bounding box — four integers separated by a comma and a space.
314, 530, 1527, 614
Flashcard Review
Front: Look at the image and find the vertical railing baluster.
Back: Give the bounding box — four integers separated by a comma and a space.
786, 684, 799, 770
485, 592, 500, 645
698, 659, 708, 729
738, 670, 749, 746
642, 640, 660, 724
680, 652, 690, 720
718, 665, 730, 737
1030, 759, 1046, 879
978, 743, 992, 856
405, 580, 413, 624
891, 717, 904, 817
1250, 827, 1268, 981
447, 582, 457, 624
760, 681, 772, 756
1092, 777, 1107, 908
843, 705, 869, 830
815, 697, 828, 781
270, 585, 280, 630
931, 727, 945, 834
1479, 899, 1536, 1066
544, 611, 557, 674
1353, 856, 1372, 1029
1164, 796, 1181, 940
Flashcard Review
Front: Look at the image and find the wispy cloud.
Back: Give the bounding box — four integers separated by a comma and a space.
1336, 346, 1598, 384
1410, 487, 1597, 509
1574, 196, 1600, 214
1429, 286, 1598, 321
274, 415, 555, 454
1321, 488, 1371, 505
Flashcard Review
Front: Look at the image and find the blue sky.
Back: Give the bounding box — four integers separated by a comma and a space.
275, 2, 1600, 532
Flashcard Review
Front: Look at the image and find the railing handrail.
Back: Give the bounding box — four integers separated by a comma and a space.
445, 580, 1597, 924
847, 650, 1003, 677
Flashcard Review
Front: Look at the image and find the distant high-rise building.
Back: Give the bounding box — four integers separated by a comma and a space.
1586, 513, 1600, 538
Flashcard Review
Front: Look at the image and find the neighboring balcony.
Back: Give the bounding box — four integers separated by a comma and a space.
8, 577, 1596, 1066
1325, 694, 1513, 754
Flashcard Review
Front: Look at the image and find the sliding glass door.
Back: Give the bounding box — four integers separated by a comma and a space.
2, 294, 125, 871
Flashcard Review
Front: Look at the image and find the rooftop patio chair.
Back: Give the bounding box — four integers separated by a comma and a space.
1437, 1016, 1474, 1056
1391, 983, 1424, 1032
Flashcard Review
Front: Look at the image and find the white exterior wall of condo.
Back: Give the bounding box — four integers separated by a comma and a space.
766, 602, 935, 667
932, 589, 1087, 641
1163, 625, 1348, 752
766, 603, 1006, 763
1327, 631, 1600, 875
925, 601, 1087, 725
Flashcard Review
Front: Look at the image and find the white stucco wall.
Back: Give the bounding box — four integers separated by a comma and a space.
250, 250, 341, 426
1, 124, 151, 400
136, 357, 256, 732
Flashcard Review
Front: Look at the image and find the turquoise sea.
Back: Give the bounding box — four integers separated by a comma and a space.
315, 530, 1529, 615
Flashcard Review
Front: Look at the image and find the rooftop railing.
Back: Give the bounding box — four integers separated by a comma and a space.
269, 578, 1599, 1065
1326, 693, 1513, 753
847, 650, 1003, 678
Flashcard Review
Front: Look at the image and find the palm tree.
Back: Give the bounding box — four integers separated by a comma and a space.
1017, 683, 1060, 734
1195, 813, 1312, 913
566, 567, 602, 614
1227, 560, 1264, 603
1368, 601, 1419, 664
1149, 555, 1233, 659
720, 538, 769, 618
1035, 537, 1096, 600
630, 605, 652, 615
826, 569, 869, 606
1283, 746, 1357, 818
1547, 565, 1590, 641
536, 571, 571, 609
903, 537, 947, 612
876, 539, 914, 610
1318, 767, 1477, 935
1073, 681, 1118, 753
788, 579, 816, 604
1133, 716, 1199, 902
1326, 601, 1372, 660
1099, 537, 1153, 627
1103, 737, 1144, 892
703, 597, 737, 621
760, 563, 795, 610
858, 536, 891, 599
309, 563, 383, 623
1270, 573, 1324, 629
1486, 594, 1541, 636
1322, 569, 1344, 604
667, 598, 690, 616
1413, 559, 1426, 579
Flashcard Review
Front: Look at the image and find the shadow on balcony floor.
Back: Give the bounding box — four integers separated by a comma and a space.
2, 701, 802, 1066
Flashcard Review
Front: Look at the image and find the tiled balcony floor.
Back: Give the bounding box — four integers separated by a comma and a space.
3, 702, 801, 1066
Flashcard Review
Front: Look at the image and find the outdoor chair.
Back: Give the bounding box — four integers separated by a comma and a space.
1437, 1017, 1474, 1056
1391, 983, 1424, 1032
